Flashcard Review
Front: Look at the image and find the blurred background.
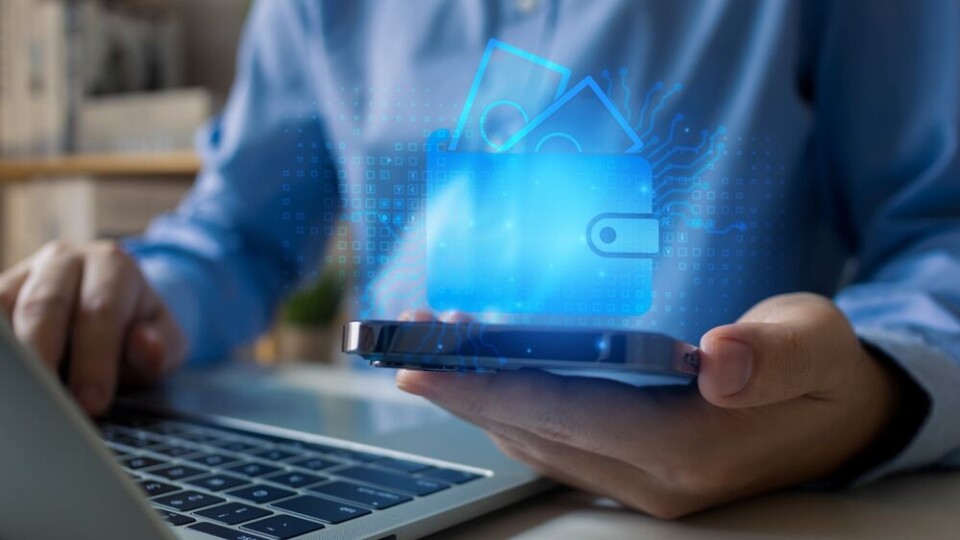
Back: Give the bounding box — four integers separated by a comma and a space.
0, 0, 348, 364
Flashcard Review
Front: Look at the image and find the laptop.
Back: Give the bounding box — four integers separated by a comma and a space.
0, 317, 549, 539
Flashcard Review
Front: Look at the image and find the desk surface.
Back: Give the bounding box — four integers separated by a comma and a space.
233, 362, 960, 539
433, 471, 960, 539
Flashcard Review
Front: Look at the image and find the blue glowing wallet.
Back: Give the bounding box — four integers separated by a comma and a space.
426, 132, 658, 318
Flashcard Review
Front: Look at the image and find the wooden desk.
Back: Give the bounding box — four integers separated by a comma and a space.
0, 151, 200, 182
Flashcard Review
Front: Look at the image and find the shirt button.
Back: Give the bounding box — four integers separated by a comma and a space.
516, 0, 539, 15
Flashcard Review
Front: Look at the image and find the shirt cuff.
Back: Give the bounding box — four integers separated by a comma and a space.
123, 239, 205, 364
849, 329, 960, 485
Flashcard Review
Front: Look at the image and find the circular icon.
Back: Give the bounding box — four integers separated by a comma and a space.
479, 100, 529, 150
534, 131, 583, 153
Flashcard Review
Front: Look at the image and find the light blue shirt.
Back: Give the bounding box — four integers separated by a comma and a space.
127, 1, 960, 484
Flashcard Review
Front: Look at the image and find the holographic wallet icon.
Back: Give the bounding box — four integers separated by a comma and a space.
426, 41, 659, 318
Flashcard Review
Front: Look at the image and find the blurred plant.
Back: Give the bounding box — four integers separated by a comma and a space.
282, 268, 347, 327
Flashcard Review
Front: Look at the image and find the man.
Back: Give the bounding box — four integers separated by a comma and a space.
1, 0, 958, 519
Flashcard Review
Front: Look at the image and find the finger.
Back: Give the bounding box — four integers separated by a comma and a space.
122, 301, 187, 386
438, 310, 473, 323
12, 243, 83, 369
698, 293, 860, 408
449, 380, 844, 514
69, 244, 140, 414
457, 409, 710, 519
396, 369, 705, 465
398, 309, 436, 322
0, 258, 32, 320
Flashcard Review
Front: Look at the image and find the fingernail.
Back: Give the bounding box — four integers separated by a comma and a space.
77, 385, 104, 412
714, 339, 753, 396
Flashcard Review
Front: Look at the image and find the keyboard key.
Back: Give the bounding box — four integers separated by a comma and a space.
373, 457, 430, 474
250, 448, 298, 462
106, 415, 160, 429
122, 456, 166, 470
273, 495, 370, 524
232, 432, 282, 445
309, 481, 411, 510
217, 441, 264, 453
243, 515, 324, 539
268, 439, 319, 452
336, 466, 449, 496
174, 432, 226, 445
142, 422, 190, 435
226, 462, 283, 478
416, 467, 483, 484
188, 452, 240, 468
154, 508, 195, 526
151, 464, 207, 481
324, 448, 380, 463
150, 445, 197, 458
187, 522, 268, 540
112, 434, 161, 448
288, 456, 337, 471
153, 490, 224, 512
195, 502, 271, 526
187, 474, 249, 492
263, 471, 324, 489
140, 480, 180, 497
227, 485, 296, 504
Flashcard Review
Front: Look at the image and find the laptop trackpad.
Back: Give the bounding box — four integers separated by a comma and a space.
118, 362, 451, 449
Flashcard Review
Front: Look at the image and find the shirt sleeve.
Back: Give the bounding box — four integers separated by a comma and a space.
125, 0, 337, 364
812, 0, 960, 479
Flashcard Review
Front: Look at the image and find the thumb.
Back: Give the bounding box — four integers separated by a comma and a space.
122, 308, 186, 385
697, 293, 861, 408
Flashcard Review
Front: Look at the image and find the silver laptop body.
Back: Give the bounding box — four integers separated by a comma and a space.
0, 318, 548, 540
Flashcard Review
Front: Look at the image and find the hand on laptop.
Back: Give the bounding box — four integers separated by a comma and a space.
396, 293, 904, 518
0, 241, 185, 416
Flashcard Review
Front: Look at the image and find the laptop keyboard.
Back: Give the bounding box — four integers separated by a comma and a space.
98, 411, 483, 539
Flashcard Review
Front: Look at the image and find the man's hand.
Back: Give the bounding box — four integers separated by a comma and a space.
396, 293, 903, 518
0, 241, 186, 416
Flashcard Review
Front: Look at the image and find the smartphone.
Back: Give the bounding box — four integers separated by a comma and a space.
342, 320, 700, 379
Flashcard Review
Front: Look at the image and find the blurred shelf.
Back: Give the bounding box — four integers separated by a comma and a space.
0, 151, 201, 182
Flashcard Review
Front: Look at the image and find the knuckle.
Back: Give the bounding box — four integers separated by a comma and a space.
17, 291, 72, 319
93, 240, 125, 257
93, 241, 134, 267
41, 240, 74, 257
78, 294, 123, 324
